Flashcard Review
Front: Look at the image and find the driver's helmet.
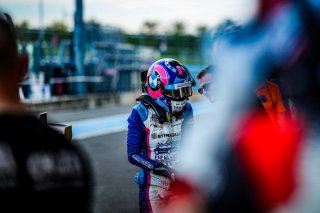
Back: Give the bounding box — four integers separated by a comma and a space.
146, 58, 193, 113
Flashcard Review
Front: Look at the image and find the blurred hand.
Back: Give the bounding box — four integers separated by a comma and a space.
154, 162, 175, 181
161, 177, 206, 213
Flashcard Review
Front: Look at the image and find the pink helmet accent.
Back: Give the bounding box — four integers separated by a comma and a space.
154, 64, 169, 85
177, 66, 183, 75
146, 64, 168, 98
147, 87, 162, 98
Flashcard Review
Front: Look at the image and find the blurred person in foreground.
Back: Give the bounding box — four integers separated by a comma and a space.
163, 0, 320, 212
196, 65, 215, 102
0, 12, 92, 212
127, 58, 194, 212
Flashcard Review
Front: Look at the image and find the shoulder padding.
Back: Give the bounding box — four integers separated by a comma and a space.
136, 95, 167, 124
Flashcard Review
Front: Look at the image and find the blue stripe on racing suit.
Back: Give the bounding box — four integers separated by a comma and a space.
127, 104, 159, 170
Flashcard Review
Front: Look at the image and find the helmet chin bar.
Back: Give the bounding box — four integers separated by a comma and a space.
162, 85, 191, 114
171, 99, 187, 113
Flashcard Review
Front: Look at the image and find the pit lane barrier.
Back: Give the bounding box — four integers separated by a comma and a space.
34, 111, 72, 143
24, 93, 121, 111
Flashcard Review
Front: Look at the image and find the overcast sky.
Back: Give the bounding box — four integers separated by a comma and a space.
1, 0, 257, 33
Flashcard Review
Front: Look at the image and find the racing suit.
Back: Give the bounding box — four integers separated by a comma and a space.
127, 101, 193, 213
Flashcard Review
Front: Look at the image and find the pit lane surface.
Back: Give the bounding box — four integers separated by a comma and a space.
77, 132, 139, 213
49, 105, 139, 212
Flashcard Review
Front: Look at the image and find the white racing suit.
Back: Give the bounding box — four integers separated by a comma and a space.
127, 102, 193, 213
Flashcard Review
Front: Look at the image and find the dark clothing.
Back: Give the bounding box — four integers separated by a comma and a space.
0, 114, 92, 213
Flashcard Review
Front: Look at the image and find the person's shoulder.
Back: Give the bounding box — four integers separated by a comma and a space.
133, 102, 147, 110
0, 113, 88, 168
8, 114, 70, 146
132, 103, 148, 121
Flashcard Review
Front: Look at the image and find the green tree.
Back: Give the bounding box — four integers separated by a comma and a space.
141, 21, 158, 34
46, 21, 68, 33
16, 20, 29, 30
196, 25, 208, 37
172, 21, 185, 36
86, 18, 100, 26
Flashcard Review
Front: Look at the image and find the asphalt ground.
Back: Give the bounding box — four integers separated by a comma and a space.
48, 105, 138, 212
76, 132, 139, 213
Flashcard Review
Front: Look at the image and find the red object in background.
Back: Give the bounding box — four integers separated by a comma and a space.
258, 0, 290, 20
17, 52, 29, 82
52, 34, 59, 48
235, 112, 304, 212
161, 177, 205, 213
56, 80, 63, 96
19, 53, 29, 69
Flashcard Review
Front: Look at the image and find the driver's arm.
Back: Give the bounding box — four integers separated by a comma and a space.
127, 104, 159, 170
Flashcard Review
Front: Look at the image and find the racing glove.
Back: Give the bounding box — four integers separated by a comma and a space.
153, 162, 175, 181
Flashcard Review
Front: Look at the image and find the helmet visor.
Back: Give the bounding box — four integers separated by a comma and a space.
163, 86, 193, 101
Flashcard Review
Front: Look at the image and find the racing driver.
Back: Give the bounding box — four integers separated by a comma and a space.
127, 58, 194, 213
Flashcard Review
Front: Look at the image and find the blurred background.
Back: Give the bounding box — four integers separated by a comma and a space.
2, 0, 256, 106
1, 0, 257, 212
